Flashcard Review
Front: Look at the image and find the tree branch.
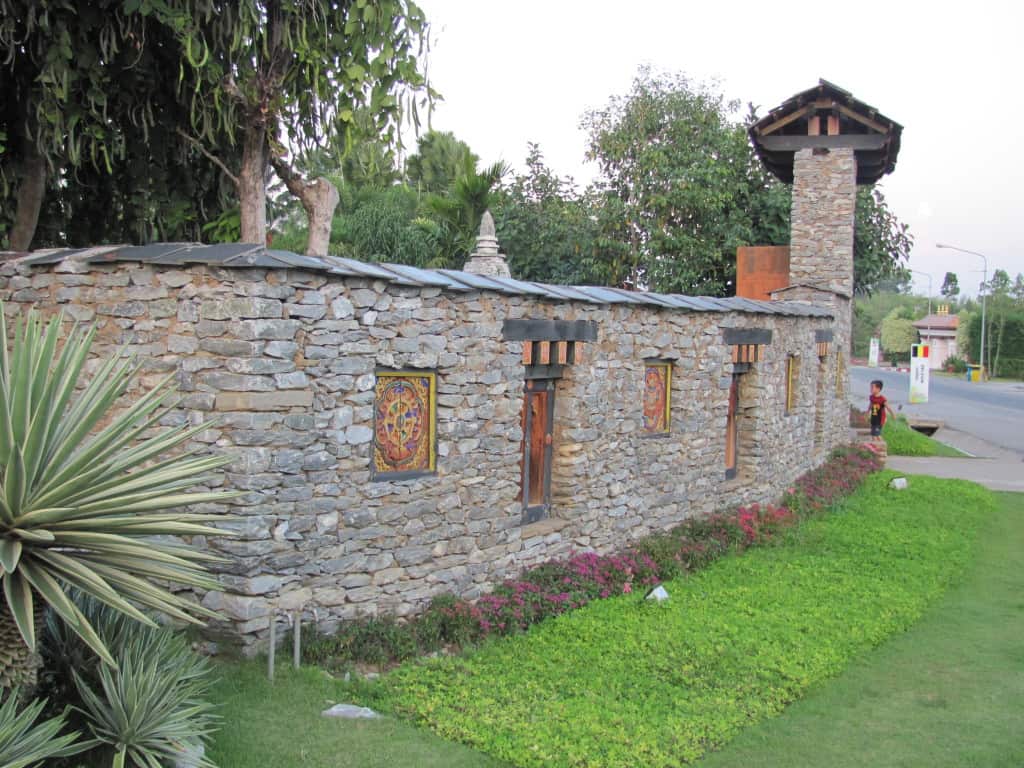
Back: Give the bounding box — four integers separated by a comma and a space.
176, 128, 240, 186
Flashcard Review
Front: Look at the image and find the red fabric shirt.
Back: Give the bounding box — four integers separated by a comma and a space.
869, 394, 888, 425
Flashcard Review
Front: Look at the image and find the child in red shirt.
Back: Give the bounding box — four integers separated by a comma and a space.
867, 380, 895, 437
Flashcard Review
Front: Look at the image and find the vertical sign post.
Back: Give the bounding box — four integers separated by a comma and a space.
909, 344, 930, 404
868, 337, 880, 368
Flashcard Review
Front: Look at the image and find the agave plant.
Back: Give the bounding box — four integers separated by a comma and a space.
0, 304, 236, 689
0, 688, 92, 768
72, 613, 218, 768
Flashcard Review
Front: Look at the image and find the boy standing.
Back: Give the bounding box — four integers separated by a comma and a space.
868, 380, 895, 437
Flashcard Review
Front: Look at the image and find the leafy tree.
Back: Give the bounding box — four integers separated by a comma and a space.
852, 187, 912, 295
581, 69, 783, 295
157, 0, 433, 254
880, 305, 918, 362
0, 1, 233, 250
405, 130, 478, 195
579, 69, 912, 296
941, 271, 960, 299
492, 144, 607, 285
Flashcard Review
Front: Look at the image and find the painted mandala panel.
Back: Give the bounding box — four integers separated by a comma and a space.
642, 364, 670, 433
373, 373, 435, 475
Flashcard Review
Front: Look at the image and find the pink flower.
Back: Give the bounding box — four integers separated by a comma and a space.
623, 583, 633, 594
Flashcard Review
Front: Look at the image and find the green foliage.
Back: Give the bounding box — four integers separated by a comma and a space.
962, 271, 1024, 377
940, 271, 960, 299
422, 158, 507, 268
72, 621, 218, 768
880, 305, 918, 360
406, 131, 479, 195
882, 417, 965, 457
36, 594, 219, 768
575, 68, 911, 296
581, 69, 787, 294
0, 304, 236, 680
375, 475, 996, 767
852, 187, 912, 295
492, 145, 607, 285
0, 1, 236, 248
0, 689, 90, 768
943, 355, 967, 373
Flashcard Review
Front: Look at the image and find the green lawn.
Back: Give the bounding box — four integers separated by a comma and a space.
207, 661, 509, 768
373, 475, 996, 767
697, 491, 1024, 768
883, 416, 966, 457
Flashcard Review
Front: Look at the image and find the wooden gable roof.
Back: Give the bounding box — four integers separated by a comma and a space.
749, 79, 902, 185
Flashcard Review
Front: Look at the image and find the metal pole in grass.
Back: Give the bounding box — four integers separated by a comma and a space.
268, 615, 276, 682
293, 610, 301, 670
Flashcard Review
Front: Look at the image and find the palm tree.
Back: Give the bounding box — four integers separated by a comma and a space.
0, 305, 235, 690
422, 157, 508, 269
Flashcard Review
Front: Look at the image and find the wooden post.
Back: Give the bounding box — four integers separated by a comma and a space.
556, 341, 568, 365
808, 115, 821, 136
522, 341, 533, 365
827, 114, 840, 136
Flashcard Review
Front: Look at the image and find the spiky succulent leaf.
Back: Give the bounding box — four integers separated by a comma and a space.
0, 689, 92, 768
0, 303, 237, 674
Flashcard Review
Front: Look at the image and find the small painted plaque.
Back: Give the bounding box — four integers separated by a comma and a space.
642, 363, 671, 434
373, 371, 436, 476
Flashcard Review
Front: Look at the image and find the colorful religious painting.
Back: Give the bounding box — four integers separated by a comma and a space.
642, 362, 671, 434
372, 371, 437, 477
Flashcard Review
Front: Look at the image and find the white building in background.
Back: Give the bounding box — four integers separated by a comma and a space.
913, 306, 959, 369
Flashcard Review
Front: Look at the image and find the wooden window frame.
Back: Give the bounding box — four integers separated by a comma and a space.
785, 354, 799, 415
371, 369, 438, 481
641, 360, 672, 437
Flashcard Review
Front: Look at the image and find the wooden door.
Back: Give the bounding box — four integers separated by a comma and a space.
725, 373, 739, 479
521, 379, 555, 523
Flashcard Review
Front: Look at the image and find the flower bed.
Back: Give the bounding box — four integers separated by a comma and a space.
303, 447, 882, 669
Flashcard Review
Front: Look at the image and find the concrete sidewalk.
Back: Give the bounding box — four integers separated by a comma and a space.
885, 426, 1024, 492
885, 456, 1024, 492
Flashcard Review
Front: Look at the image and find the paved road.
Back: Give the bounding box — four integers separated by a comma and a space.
850, 366, 1024, 457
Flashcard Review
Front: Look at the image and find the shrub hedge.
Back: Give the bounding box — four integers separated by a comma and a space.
304, 449, 881, 670
373, 474, 995, 767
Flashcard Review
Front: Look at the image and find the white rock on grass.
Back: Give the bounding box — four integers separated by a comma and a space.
889, 477, 909, 490
322, 703, 380, 719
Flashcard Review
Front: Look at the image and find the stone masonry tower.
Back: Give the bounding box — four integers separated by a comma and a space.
749, 80, 902, 441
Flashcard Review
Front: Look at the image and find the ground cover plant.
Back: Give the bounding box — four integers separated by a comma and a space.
882, 416, 965, 457
371, 474, 996, 768
698, 491, 1024, 768
303, 448, 880, 671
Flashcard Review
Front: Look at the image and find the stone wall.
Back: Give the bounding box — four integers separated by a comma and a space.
0, 256, 844, 648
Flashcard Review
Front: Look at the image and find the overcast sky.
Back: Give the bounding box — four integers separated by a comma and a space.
413, 0, 1023, 297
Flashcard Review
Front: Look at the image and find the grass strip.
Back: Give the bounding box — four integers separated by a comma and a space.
883, 416, 966, 457
207, 661, 509, 768
697, 491, 1024, 768
373, 474, 996, 767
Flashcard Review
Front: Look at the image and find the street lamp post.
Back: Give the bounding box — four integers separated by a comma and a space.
936, 244, 987, 380
910, 269, 933, 361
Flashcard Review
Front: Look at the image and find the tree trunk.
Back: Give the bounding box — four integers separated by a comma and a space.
0, 598, 45, 693
238, 127, 268, 245
269, 155, 340, 256
8, 151, 47, 251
